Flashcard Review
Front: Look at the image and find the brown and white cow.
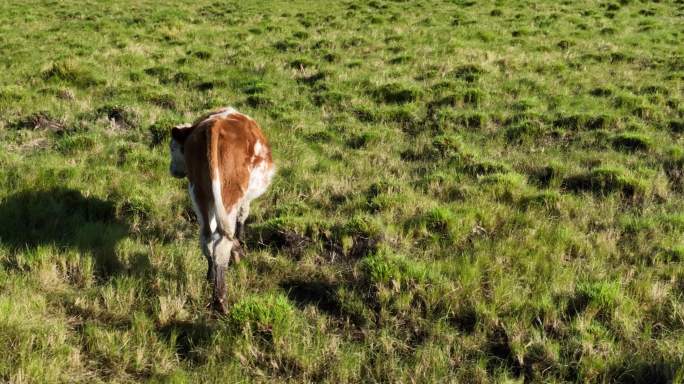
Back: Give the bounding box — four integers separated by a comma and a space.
169, 107, 275, 313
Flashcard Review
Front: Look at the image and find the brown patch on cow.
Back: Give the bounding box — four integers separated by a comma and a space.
176, 122, 212, 239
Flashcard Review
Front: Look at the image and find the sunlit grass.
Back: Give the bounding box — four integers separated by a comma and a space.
0, 0, 683, 382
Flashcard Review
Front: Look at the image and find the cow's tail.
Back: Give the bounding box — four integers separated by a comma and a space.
208, 123, 235, 240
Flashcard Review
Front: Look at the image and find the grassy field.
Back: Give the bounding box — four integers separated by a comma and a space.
0, 0, 683, 382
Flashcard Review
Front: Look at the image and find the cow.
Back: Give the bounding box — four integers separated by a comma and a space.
169, 107, 275, 313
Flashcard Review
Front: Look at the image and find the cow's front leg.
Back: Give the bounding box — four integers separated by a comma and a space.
232, 200, 250, 263
235, 201, 250, 243
202, 233, 214, 282
189, 183, 215, 282
231, 239, 244, 264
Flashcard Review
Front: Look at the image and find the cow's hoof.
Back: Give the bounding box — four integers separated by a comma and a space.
209, 297, 227, 315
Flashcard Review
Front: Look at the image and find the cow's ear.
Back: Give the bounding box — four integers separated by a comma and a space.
171, 124, 192, 143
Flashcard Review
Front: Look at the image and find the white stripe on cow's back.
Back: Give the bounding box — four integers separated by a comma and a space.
208, 106, 238, 120
208, 106, 257, 123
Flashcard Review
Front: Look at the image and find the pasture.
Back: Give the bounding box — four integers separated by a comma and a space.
0, 0, 683, 382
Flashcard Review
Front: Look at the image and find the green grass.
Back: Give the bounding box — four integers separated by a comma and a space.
1, 0, 683, 382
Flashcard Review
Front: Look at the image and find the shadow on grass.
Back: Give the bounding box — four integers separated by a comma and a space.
281, 279, 341, 315
605, 358, 677, 384
158, 319, 214, 364
0, 188, 129, 279
280, 278, 372, 328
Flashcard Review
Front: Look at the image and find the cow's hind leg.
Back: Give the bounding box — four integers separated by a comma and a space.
210, 234, 234, 313
203, 211, 218, 282
210, 206, 238, 314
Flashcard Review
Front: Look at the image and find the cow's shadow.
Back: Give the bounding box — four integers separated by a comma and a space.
0, 188, 128, 279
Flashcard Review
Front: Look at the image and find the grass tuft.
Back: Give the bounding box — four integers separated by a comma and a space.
553, 113, 617, 130
561, 167, 645, 198
668, 119, 684, 134
371, 82, 422, 104
611, 133, 651, 152
42, 60, 104, 88
451, 64, 484, 83
228, 293, 295, 332
663, 147, 684, 191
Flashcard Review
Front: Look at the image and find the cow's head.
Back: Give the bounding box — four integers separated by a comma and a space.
169, 123, 193, 178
